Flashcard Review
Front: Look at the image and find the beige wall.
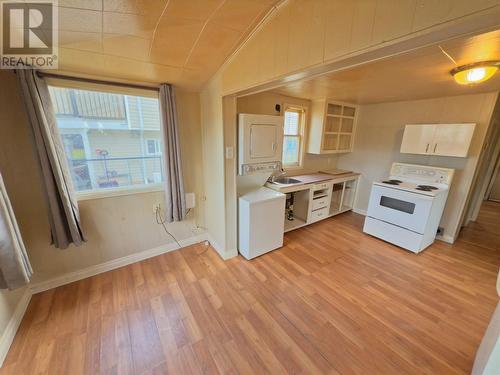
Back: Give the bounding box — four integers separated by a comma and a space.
336, 92, 498, 241
0, 70, 205, 335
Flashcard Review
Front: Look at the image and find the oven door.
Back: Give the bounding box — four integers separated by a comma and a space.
367, 185, 433, 234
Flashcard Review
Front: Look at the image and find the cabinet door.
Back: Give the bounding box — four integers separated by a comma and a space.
400, 124, 435, 155
432, 124, 475, 157
250, 124, 278, 159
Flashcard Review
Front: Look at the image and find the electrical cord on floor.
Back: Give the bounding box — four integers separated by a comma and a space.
156, 205, 210, 256
155, 205, 182, 248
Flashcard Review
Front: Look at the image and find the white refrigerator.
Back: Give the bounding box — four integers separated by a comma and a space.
238, 187, 286, 260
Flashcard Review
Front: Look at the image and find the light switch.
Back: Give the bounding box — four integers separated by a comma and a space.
225, 146, 234, 159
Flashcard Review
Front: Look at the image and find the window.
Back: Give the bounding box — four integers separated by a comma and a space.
146, 139, 162, 155
48, 86, 164, 196
282, 105, 306, 168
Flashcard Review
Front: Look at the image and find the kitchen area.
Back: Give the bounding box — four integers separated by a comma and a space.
234, 30, 500, 262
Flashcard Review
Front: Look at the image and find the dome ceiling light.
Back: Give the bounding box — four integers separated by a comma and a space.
450, 61, 500, 85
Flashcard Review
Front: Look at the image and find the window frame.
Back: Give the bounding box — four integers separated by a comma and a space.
47, 79, 164, 201
282, 103, 307, 170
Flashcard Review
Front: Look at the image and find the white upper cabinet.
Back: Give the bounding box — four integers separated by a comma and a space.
307, 100, 358, 154
401, 123, 475, 158
400, 124, 435, 154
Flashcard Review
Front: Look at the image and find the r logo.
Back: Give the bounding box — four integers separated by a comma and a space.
2, 1, 53, 54
1, 0, 58, 68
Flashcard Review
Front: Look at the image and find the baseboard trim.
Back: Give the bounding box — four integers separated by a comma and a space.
437, 234, 455, 244
30, 233, 207, 294
353, 208, 367, 216
205, 233, 239, 260
0, 288, 32, 367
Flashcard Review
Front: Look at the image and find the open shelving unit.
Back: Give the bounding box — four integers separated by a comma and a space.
308, 100, 358, 154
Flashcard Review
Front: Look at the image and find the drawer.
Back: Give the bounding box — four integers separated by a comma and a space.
313, 182, 330, 191
310, 207, 329, 223
312, 196, 329, 210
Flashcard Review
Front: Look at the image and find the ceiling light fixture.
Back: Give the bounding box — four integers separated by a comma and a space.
450, 61, 500, 85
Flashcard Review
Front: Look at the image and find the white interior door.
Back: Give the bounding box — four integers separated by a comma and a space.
400, 124, 435, 155
432, 124, 475, 157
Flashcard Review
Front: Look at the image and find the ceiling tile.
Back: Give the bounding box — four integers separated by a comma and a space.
103, 12, 157, 38
165, 0, 225, 21
103, 0, 167, 15
150, 17, 204, 67
103, 34, 151, 61
59, 0, 102, 11
210, 0, 268, 31
58, 7, 102, 33
59, 31, 102, 52
185, 22, 242, 71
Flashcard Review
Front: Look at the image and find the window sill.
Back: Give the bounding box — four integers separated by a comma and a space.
76, 184, 164, 201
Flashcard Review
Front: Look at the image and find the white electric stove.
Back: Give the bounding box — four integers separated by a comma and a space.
363, 163, 455, 253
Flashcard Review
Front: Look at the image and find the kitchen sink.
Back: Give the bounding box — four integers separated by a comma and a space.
270, 177, 301, 185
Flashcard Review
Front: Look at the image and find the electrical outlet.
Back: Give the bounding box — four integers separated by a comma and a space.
153, 203, 161, 213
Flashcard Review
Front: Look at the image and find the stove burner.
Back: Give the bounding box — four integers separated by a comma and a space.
417, 185, 438, 190
416, 187, 432, 191
382, 179, 402, 185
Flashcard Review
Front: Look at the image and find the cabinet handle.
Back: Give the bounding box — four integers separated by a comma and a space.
425, 143, 429, 153
433, 144, 437, 153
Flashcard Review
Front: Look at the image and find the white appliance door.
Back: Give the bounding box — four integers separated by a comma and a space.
250, 124, 277, 159
238, 114, 284, 168
367, 185, 433, 234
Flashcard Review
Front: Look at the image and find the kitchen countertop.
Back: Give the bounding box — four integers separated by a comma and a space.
265, 171, 360, 193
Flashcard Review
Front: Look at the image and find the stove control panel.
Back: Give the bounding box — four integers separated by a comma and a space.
390, 163, 455, 185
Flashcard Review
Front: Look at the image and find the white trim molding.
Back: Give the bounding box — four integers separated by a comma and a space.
353, 208, 367, 216
30, 233, 207, 294
206, 234, 238, 260
0, 288, 32, 367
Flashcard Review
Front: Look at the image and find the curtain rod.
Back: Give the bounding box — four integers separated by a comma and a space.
36, 71, 160, 92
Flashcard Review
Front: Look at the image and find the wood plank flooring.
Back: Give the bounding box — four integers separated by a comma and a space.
2, 208, 499, 375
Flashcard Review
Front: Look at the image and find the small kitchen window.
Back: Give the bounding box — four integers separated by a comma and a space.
282, 105, 306, 168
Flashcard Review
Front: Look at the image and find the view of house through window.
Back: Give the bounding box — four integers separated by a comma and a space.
48, 86, 163, 193
282, 106, 305, 167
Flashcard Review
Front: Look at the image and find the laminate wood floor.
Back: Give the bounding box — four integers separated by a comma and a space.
2, 210, 499, 375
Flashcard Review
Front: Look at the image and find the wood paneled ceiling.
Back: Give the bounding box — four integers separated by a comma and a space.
55, 0, 280, 89
271, 29, 500, 104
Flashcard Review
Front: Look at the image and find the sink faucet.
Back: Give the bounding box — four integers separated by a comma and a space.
268, 169, 286, 183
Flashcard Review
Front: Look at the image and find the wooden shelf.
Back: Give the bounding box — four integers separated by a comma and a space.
326, 114, 355, 119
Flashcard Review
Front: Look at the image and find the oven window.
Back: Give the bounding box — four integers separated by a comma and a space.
380, 196, 415, 214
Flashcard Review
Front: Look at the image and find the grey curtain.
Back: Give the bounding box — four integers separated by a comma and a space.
159, 84, 186, 222
0, 172, 33, 289
16, 69, 85, 248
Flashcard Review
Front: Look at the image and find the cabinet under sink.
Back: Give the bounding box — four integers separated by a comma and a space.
281, 174, 359, 232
